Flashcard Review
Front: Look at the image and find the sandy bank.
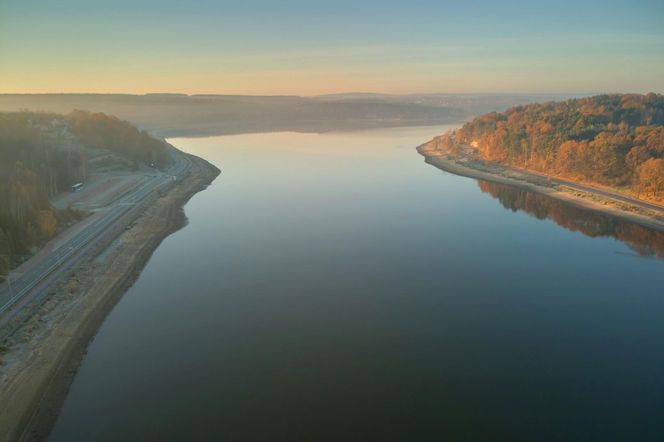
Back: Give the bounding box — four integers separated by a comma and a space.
417, 141, 664, 233
0, 154, 220, 442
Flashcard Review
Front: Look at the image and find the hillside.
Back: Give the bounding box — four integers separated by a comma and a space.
0, 111, 172, 278
0, 93, 576, 138
431, 94, 664, 202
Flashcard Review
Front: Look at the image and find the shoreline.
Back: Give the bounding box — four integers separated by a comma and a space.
417, 141, 664, 233
0, 153, 220, 442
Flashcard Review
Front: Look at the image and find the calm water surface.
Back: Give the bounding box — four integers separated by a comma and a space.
50, 126, 664, 441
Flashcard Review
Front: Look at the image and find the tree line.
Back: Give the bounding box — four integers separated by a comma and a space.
434, 94, 664, 201
0, 111, 171, 279
68, 110, 171, 167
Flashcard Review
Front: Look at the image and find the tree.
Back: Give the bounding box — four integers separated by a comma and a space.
438, 93, 664, 201
637, 158, 664, 198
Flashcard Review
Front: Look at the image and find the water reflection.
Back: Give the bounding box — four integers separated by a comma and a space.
478, 180, 664, 259
49, 129, 664, 442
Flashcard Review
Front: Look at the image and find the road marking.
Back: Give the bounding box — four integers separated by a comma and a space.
0, 154, 190, 316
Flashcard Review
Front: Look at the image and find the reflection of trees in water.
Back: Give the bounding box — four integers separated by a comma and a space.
477, 180, 664, 259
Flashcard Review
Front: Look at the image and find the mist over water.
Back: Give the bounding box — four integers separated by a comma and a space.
50, 127, 664, 441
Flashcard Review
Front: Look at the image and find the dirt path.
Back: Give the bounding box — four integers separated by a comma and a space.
418, 141, 664, 233
0, 155, 219, 442
504, 164, 664, 213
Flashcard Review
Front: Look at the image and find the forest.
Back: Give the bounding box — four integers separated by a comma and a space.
68, 110, 171, 166
434, 94, 664, 201
0, 111, 170, 279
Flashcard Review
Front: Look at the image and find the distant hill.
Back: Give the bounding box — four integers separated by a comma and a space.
314, 92, 583, 115
0, 93, 580, 138
432, 94, 664, 201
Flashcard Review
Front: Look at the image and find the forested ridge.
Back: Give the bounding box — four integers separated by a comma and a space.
68, 110, 171, 167
434, 94, 664, 201
0, 111, 171, 279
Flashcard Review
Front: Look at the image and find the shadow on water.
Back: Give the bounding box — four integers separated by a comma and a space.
477, 180, 664, 260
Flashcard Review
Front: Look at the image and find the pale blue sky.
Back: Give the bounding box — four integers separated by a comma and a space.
1, 0, 662, 94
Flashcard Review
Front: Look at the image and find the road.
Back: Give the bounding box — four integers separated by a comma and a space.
0, 148, 192, 326
550, 178, 664, 213
452, 142, 664, 216
507, 165, 664, 214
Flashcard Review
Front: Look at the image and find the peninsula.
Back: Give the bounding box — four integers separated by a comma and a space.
419, 94, 664, 232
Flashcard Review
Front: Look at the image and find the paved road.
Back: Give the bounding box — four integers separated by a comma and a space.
551, 177, 664, 213
453, 143, 664, 215
508, 165, 664, 214
0, 148, 192, 325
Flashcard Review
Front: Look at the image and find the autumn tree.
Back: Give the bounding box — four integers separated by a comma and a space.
440, 93, 664, 200
637, 158, 664, 197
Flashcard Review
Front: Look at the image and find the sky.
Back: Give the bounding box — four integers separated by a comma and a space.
1, 0, 663, 95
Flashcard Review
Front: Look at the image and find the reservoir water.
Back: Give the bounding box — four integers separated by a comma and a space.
50, 126, 664, 441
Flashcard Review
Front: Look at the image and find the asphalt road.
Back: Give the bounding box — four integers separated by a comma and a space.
548, 175, 664, 213
0, 149, 192, 325
455, 143, 664, 215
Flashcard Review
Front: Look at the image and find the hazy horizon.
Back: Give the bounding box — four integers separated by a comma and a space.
0, 91, 602, 97
2, 0, 663, 95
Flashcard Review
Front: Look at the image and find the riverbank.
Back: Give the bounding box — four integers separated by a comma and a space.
418, 140, 664, 233
0, 153, 219, 442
